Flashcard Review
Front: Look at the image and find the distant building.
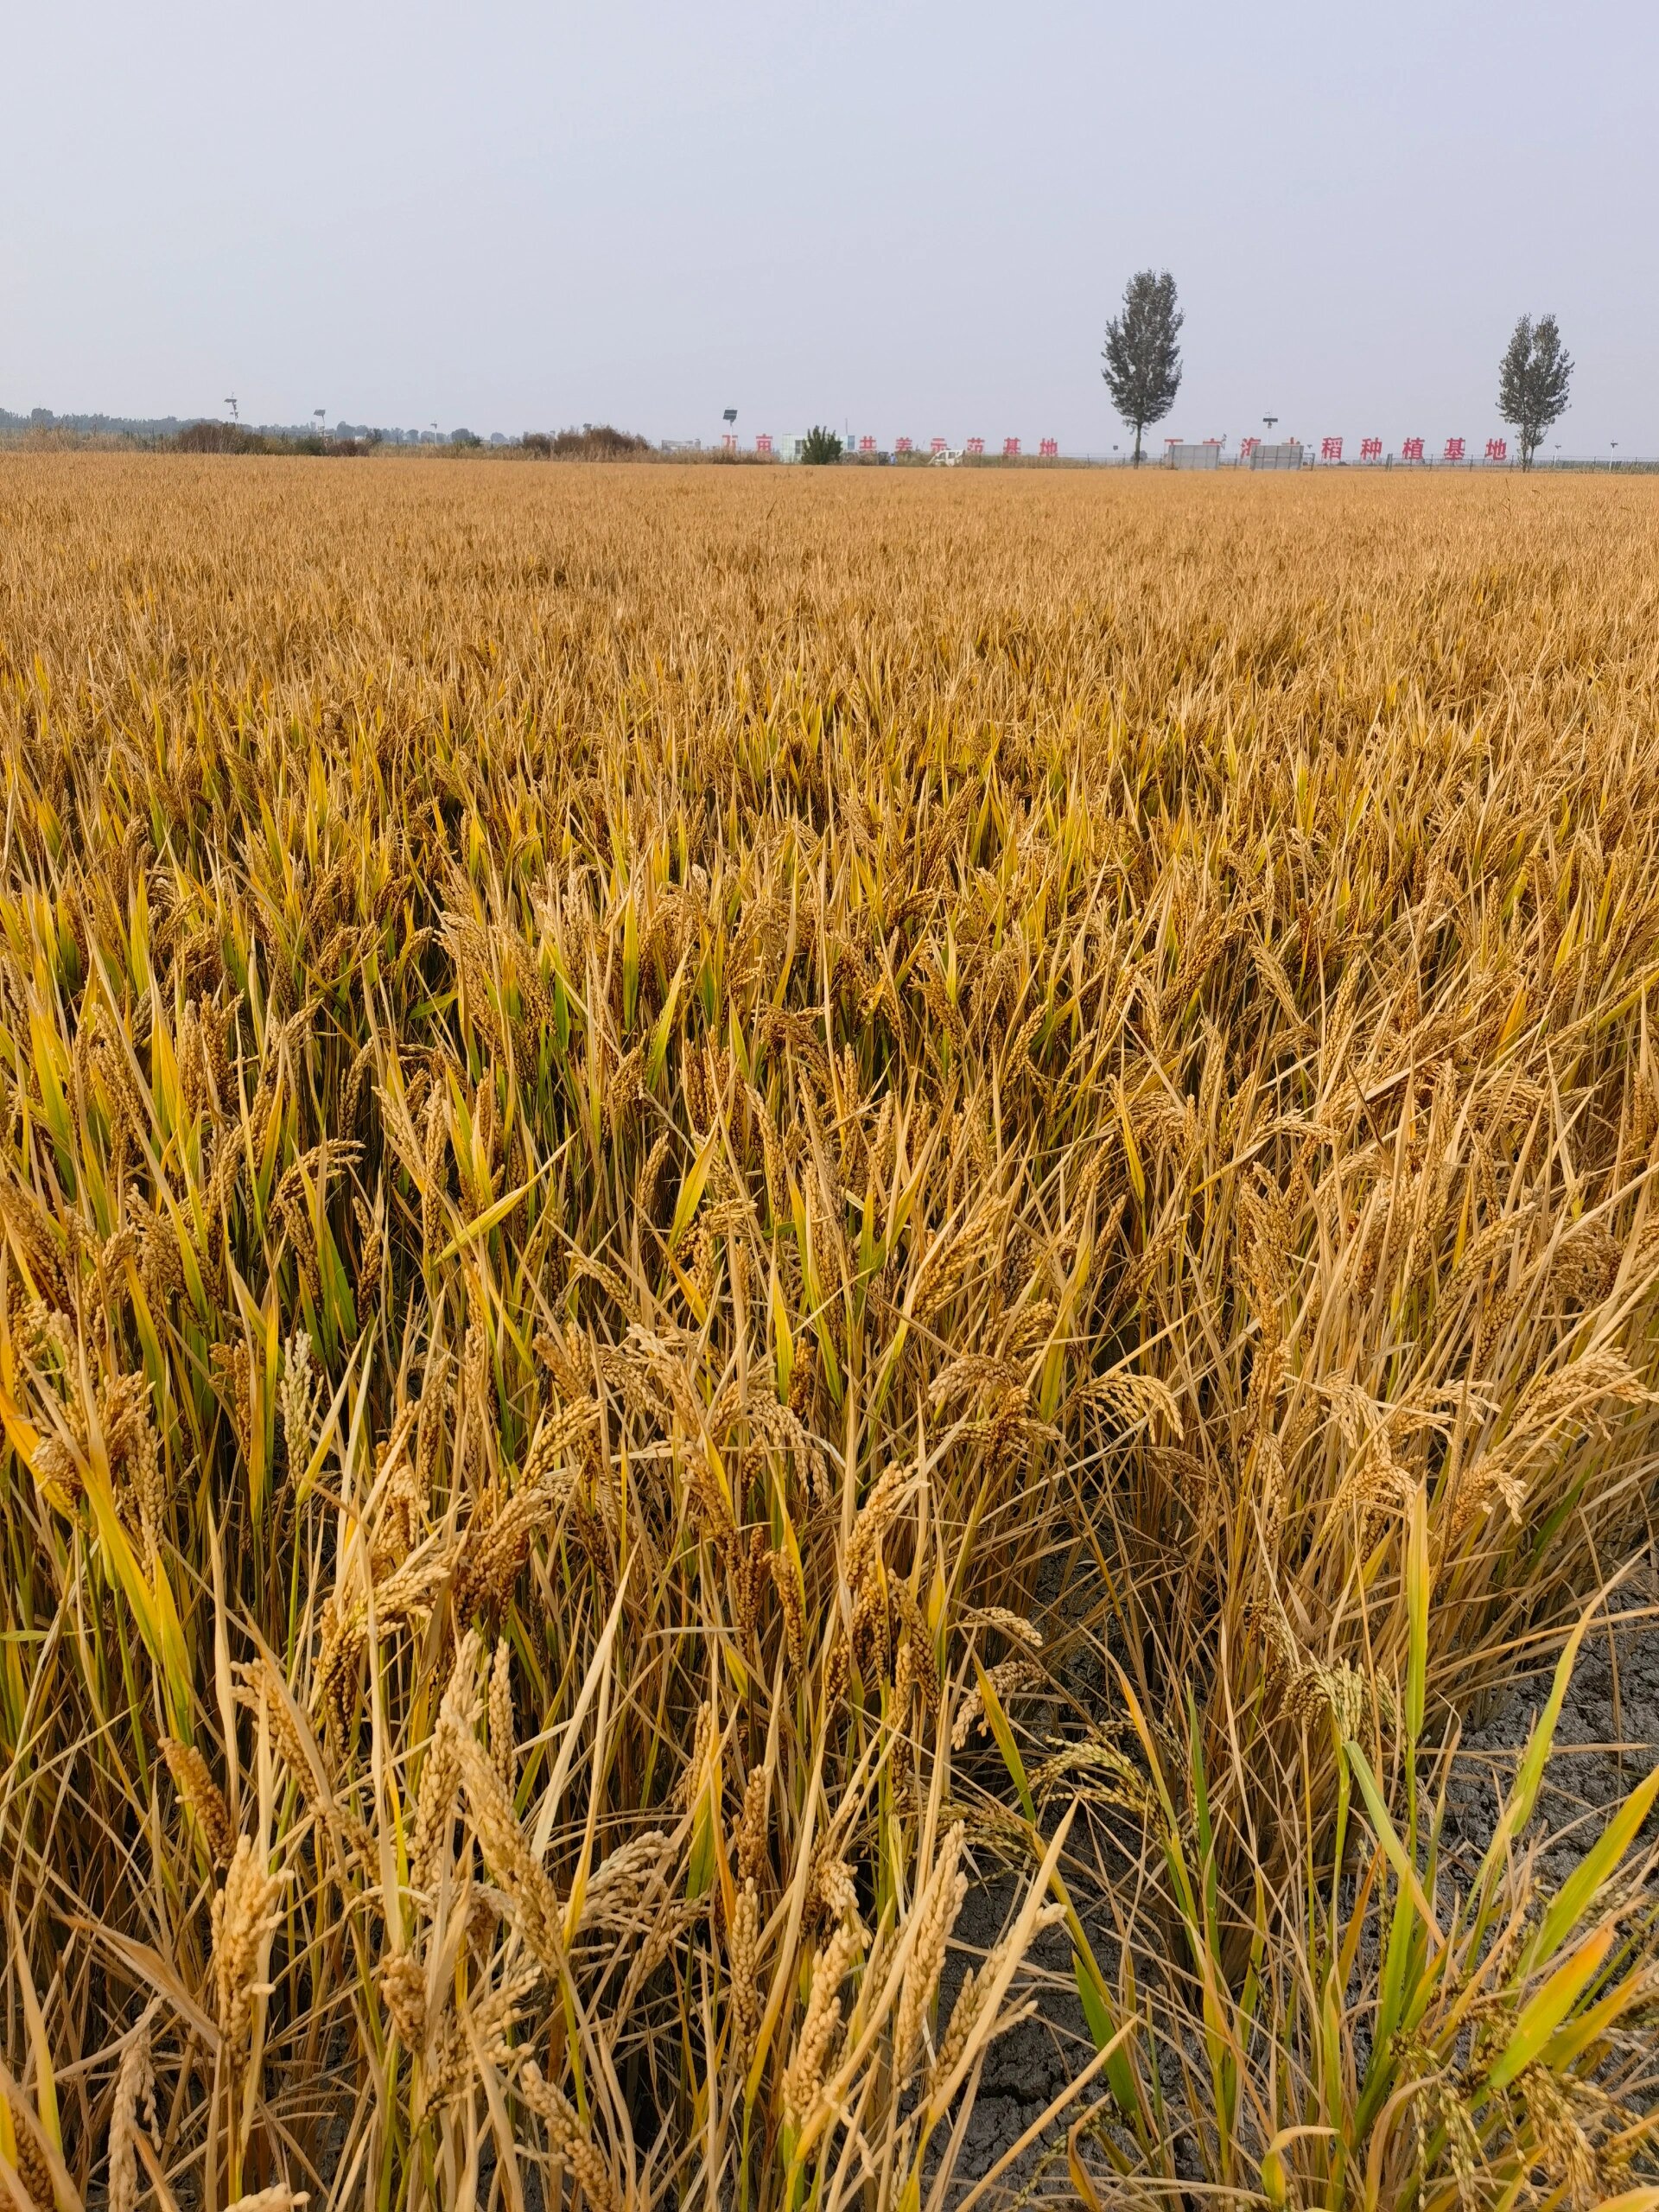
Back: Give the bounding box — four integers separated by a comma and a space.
1166, 442, 1221, 469
1250, 442, 1305, 471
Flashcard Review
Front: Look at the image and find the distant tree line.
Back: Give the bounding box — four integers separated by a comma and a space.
0, 411, 671, 460
0, 407, 440, 445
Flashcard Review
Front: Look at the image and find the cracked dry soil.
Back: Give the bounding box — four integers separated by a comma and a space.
938, 1558, 1659, 2201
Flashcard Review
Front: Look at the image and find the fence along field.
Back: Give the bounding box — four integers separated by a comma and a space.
2, 456, 1659, 2212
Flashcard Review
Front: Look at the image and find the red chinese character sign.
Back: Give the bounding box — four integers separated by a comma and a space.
930, 438, 948, 454
965, 437, 985, 455
1485, 438, 1507, 462
1039, 438, 1058, 458
1003, 437, 1020, 457
1402, 438, 1425, 462
1239, 436, 1260, 460
858, 435, 875, 454
1321, 435, 1343, 462
754, 434, 773, 456
894, 437, 912, 454
1360, 438, 1382, 461
1444, 437, 1465, 462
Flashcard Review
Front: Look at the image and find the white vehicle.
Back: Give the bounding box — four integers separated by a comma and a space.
929, 446, 963, 467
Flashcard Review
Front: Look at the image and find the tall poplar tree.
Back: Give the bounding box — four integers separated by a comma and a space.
1497, 313, 1573, 469
1103, 270, 1184, 464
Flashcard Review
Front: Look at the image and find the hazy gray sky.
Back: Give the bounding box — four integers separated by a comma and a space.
5, 0, 1655, 454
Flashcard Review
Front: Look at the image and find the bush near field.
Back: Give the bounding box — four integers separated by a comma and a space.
1, 460, 1657, 2212
174, 423, 375, 457
521, 426, 656, 461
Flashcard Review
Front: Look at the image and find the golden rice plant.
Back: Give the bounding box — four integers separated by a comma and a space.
1, 454, 1658, 2209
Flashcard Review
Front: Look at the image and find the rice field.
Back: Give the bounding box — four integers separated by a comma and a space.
3, 454, 1659, 2212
